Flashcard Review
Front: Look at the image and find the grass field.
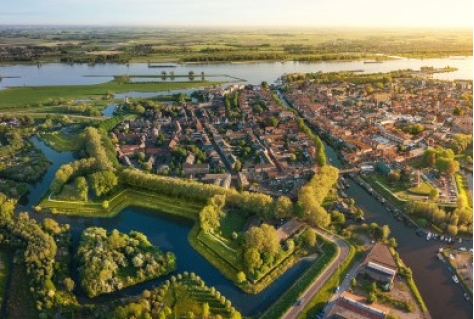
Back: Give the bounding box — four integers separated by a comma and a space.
408, 182, 435, 196
40, 187, 203, 219
38, 131, 83, 152
0, 79, 221, 109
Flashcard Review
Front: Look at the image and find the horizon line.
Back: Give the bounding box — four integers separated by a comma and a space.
0, 24, 472, 30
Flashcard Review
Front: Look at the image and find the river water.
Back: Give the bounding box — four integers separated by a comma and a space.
0, 57, 472, 90
5, 57, 473, 318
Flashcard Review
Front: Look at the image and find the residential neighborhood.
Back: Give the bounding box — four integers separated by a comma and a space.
112, 84, 321, 198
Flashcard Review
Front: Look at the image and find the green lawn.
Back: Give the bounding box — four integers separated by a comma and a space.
219, 209, 247, 238
40, 187, 204, 219
0, 79, 221, 109
39, 131, 83, 152
408, 182, 434, 196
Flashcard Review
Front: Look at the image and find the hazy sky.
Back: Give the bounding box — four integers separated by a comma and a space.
1, 0, 472, 28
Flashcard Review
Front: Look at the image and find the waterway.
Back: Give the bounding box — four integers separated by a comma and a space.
0, 57, 472, 90
4, 57, 473, 317
324, 141, 473, 319
19, 137, 313, 317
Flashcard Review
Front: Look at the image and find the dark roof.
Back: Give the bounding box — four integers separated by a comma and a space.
364, 243, 397, 271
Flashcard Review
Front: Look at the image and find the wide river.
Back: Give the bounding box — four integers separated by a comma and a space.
5, 57, 473, 318
0, 57, 472, 90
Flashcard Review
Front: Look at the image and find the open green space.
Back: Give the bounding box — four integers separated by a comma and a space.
2, 28, 471, 64
40, 187, 204, 219
408, 182, 435, 196
0, 79, 221, 109
38, 131, 83, 152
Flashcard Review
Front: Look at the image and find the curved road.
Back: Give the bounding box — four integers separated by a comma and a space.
282, 228, 350, 319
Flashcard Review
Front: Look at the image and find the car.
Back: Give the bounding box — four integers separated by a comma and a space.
459, 247, 467, 252
295, 298, 305, 306
335, 286, 340, 293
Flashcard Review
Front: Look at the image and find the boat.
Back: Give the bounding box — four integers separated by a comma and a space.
341, 178, 350, 188
363, 61, 383, 64
339, 191, 348, 198
452, 275, 459, 284
426, 232, 432, 241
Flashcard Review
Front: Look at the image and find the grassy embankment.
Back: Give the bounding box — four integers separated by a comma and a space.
0, 79, 220, 109
408, 182, 435, 196
38, 131, 84, 152
40, 187, 203, 219
259, 237, 340, 319
190, 223, 312, 295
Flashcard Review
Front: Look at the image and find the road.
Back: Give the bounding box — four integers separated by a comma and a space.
281, 228, 350, 319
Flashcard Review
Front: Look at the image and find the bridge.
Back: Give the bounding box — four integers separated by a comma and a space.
338, 168, 361, 174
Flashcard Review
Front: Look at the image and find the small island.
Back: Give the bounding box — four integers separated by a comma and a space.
77, 227, 176, 298
113, 272, 243, 319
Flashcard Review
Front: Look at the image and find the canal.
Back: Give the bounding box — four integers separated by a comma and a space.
324, 140, 473, 319
16, 137, 313, 317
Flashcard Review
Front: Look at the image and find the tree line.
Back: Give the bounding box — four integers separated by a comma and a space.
119, 169, 274, 217
0, 194, 59, 312
298, 165, 339, 228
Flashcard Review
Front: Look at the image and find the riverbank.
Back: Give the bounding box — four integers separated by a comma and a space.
0, 79, 221, 109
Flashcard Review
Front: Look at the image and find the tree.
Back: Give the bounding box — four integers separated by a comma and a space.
236, 271, 246, 283
275, 196, 293, 218
429, 188, 439, 200
202, 302, 210, 319
367, 292, 377, 304
303, 229, 317, 247
199, 204, 220, 233
89, 170, 118, 197
388, 171, 400, 183
63, 277, 75, 292
447, 224, 458, 236
350, 278, 357, 289
188, 71, 195, 81
388, 237, 398, 248
331, 211, 346, 225
243, 248, 261, 271
234, 160, 242, 173
137, 151, 146, 162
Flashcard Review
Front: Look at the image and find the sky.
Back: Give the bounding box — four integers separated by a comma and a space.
1, 0, 472, 28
